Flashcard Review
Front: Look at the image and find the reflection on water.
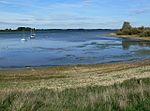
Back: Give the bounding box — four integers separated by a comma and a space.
122, 40, 150, 50
0, 30, 150, 68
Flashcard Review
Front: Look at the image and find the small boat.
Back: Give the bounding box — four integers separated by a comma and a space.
21, 30, 28, 42
30, 29, 36, 39
30, 35, 35, 39
21, 38, 27, 41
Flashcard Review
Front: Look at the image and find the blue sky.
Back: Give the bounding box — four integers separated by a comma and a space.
0, 0, 150, 29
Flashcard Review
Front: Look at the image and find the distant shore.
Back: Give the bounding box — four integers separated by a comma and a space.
0, 28, 117, 32
107, 33, 150, 41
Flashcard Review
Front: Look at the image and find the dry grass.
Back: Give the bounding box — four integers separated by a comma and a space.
0, 78, 150, 111
106, 33, 150, 41
0, 60, 150, 110
0, 59, 149, 91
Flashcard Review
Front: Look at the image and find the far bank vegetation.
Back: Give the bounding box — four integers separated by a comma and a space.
117, 22, 150, 37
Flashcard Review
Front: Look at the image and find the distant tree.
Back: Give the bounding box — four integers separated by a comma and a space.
121, 21, 132, 31
17, 27, 31, 31
4, 28, 11, 31
138, 26, 145, 30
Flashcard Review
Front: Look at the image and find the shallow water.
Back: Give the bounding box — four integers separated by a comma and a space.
0, 30, 150, 68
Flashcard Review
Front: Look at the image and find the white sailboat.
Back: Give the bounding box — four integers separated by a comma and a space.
30, 29, 36, 39
21, 30, 27, 41
21, 38, 27, 41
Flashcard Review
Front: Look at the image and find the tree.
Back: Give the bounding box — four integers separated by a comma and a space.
121, 21, 132, 31
17, 27, 31, 31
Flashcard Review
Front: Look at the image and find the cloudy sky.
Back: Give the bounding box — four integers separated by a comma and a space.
0, 0, 150, 29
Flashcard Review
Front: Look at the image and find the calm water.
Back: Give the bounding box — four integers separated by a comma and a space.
0, 30, 150, 68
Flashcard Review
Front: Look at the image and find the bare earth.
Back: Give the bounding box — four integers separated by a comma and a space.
0, 59, 150, 92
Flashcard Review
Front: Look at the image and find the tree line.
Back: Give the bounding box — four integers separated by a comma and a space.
0, 27, 35, 32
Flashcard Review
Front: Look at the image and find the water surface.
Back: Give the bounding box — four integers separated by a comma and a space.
0, 30, 150, 68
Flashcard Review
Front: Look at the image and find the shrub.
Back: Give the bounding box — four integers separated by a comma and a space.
116, 28, 140, 35
130, 28, 142, 35
140, 30, 150, 37
116, 29, 131, 35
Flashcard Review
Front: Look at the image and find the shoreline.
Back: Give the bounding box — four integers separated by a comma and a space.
0, 59, 146, 70
106, 33, 150, 41
0, 59, 150, 91
0, 58, 149, 70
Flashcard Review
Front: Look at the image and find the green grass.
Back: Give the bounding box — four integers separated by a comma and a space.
0, 78, 150, 111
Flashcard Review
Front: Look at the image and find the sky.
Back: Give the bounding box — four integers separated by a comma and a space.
0, 0, 150, 29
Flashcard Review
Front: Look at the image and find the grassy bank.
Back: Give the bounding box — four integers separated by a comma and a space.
107, 33, 150, 41
0, 60, 150, 110
1, 78, 150, 111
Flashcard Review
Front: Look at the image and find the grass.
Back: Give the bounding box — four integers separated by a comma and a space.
0, 60, 150, 111
106, 33, 150, 41
0, 78, 150, 111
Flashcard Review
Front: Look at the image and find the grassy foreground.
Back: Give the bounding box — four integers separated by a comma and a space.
0, 60, 150, 111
